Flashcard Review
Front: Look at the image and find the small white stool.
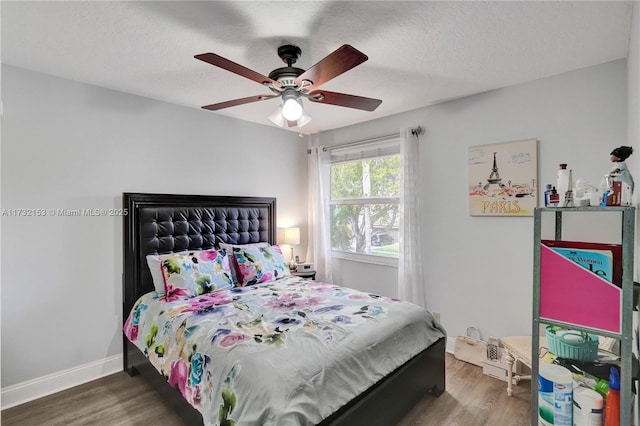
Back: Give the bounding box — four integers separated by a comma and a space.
502, 336, 545, 396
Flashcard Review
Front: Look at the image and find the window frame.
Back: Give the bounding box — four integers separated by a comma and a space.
327, 138, 401, 267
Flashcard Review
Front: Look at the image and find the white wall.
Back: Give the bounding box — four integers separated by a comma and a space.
0, 66, 308, 392
316, 60, 630, 346
630, 3, 639, 190
332, 259, 398, 299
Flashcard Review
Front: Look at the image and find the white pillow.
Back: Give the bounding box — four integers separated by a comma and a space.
218, 242, 270, 284
146, 250, 192, 295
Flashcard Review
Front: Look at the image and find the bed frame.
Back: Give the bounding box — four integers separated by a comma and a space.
122, 192, 445, 425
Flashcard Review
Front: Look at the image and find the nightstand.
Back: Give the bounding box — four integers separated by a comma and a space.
291, 270, 316, 280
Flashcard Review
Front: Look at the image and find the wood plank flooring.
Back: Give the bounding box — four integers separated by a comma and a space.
398, 353, 531, 426
2, 353, 531, 426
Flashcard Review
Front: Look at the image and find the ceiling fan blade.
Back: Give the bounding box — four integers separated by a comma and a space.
195, 53, 281, 88
295, 45, 368, 90
202, 94, 277, 111
307, 90, 382, 111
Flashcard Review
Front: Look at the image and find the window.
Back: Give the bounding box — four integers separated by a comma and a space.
329, 138, 400, 262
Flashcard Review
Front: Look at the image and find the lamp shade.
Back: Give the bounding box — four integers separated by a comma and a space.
283, 227, 300, 245
268, 106, 286, 127
296, 113, 312, 127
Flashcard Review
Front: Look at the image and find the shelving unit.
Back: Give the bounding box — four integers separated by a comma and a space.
532, 206, 635, 426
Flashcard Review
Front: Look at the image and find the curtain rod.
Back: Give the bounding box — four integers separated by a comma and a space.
411, 125, 424, 136
327, 125, 424, 152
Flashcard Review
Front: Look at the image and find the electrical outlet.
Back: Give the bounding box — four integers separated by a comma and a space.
433, 312, 441, 323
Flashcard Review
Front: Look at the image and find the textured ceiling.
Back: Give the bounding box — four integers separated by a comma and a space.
1, 1, 633, 134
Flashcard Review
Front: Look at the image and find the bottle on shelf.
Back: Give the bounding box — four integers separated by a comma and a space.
593, 377, 610, 399
548, 186, 560, 207
590, 187, 603, 207
604, 367, 620, 426
573, 386, 604, 426
544, 184, 553, 207
557, 163, 570, 207
599, 175, 612, 206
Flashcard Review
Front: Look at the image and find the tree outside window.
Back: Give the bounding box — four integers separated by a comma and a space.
330, 155, 400, 258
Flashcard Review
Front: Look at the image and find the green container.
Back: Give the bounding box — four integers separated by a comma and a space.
545, 326, 599, 362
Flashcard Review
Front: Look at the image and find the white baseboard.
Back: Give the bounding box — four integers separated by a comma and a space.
1, 354, 122, 410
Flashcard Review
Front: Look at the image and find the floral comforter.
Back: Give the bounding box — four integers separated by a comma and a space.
124, 277, 445, 426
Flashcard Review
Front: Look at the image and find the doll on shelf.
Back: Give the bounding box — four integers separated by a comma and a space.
610, 146, 634, 193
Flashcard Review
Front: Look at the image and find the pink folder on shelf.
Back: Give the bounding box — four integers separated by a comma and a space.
540, 244, 621, 334
541, 239, 622, 287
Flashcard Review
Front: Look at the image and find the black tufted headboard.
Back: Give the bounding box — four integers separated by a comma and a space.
122, 193, 277, 317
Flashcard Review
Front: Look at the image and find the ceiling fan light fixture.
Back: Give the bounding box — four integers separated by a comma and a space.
268, 106, 286, 127
268, 106, 312, 129
281, 90, 304, 121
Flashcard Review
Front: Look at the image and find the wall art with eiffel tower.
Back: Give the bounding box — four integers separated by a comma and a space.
468, 138, 538, 216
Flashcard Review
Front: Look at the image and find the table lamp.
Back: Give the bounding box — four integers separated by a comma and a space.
283, 227, 300, 270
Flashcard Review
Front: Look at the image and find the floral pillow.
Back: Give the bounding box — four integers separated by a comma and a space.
147, 250, 191, 295
232, 244, 291, 287
218, 242, 270, 284
161, 249, 233, 300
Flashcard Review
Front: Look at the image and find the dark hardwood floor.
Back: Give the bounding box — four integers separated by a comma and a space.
2, 353, 531, 426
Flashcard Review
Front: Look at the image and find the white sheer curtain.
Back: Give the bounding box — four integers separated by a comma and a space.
398, 128, 426, 306
306, 145, 333, 283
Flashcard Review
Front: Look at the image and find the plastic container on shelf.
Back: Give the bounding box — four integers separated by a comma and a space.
539, 363, 573, 426
545, 326, 599, 362
590, 188, 603, 207
573, 386, 604, 426
573, 178, 594, 207
603, 367, 620, 426
598, 175, 612, 206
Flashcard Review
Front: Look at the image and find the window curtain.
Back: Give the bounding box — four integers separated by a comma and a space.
398, 128, 426, 307
306, 145, 333, 283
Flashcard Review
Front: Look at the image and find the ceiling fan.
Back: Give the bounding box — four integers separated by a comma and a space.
194, 44, 382, 128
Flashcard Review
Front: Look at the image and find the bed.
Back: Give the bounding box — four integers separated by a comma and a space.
122, 192, 446, 426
